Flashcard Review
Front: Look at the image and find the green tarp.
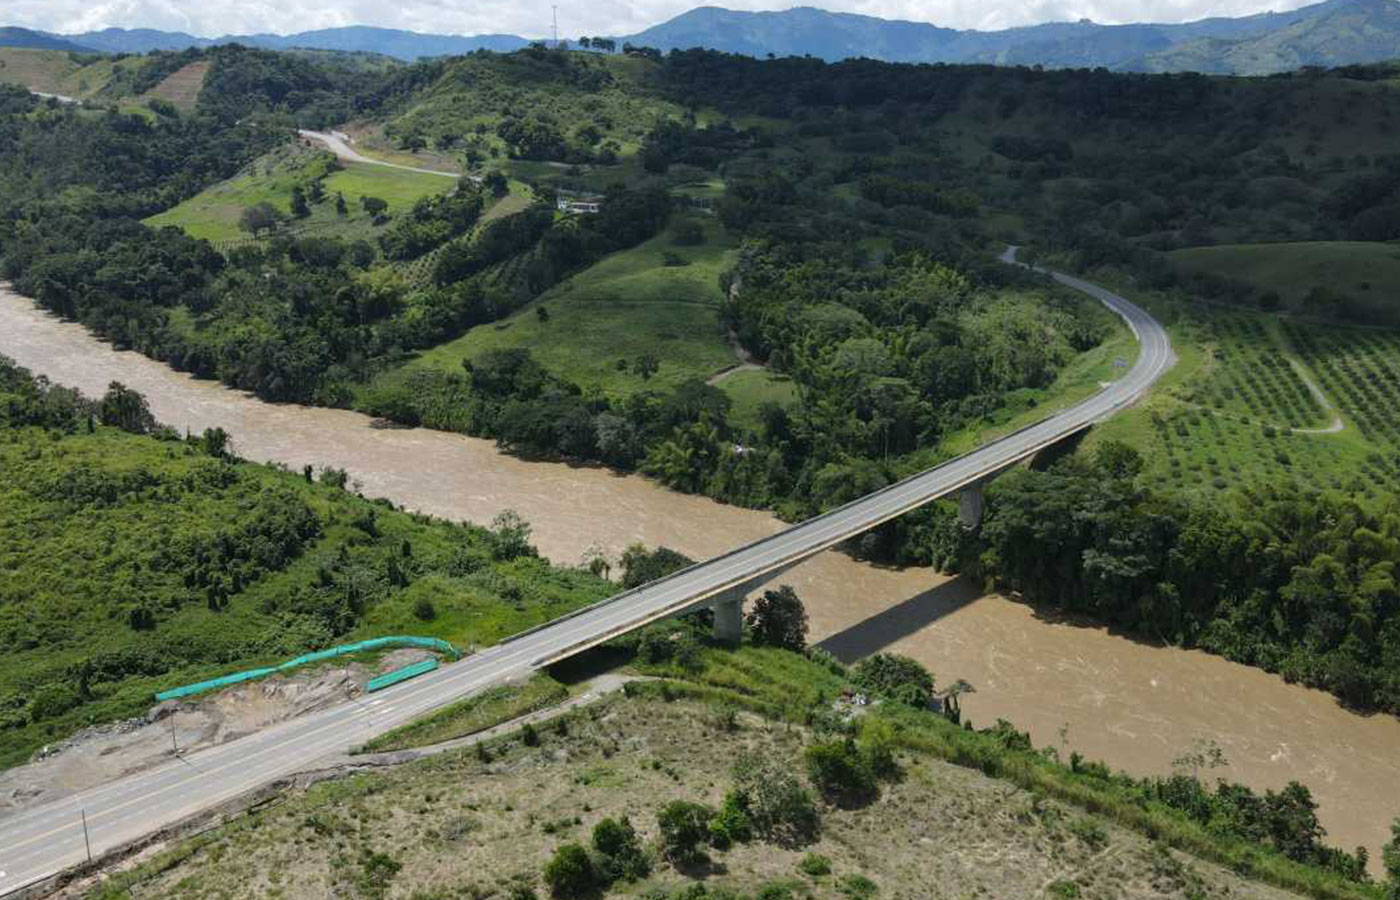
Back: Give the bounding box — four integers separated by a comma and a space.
365, 658, 439, 693
155, 636, 459, 701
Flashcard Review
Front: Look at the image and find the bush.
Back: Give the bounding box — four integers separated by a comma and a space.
851, 653, 933, 706
805, 739, 878, 807
543, 843, 597, 898
798, 852, 832, 876
592, 816, 650, 882
837, 874, 878, 899
709, 790, 753, 848
656, 800, 715, 865
732, 750, 820, 845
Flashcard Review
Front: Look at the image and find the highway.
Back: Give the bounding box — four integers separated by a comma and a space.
0, 247, 1173, 896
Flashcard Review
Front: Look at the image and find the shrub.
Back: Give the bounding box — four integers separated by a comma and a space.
851, 653, 933, 706
592, 816, 650, 882
709, 790, 753, 848
804, 739, 878, 807
798, 852, 832, 876
657, 800, 715, 865
837, 874, 878, 899
543, 843, 597, 898
732, 750, 820, 845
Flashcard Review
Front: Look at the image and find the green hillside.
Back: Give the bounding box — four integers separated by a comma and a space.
1170, 241, 1400, 327
374, 216, 738, 401
145, 143, 457, 245
0, 357, 610, 767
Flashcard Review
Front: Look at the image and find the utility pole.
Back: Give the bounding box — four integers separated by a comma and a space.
80, 809, 92, 863
170, 714, 178, 755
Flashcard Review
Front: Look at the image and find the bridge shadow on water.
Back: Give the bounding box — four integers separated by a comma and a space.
817, 574, 983, 663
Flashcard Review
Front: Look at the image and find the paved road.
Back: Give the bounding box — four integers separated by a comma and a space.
0, 247, 1173, 896
298, 129, 467, 180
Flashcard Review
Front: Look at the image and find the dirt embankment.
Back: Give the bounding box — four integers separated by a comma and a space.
0, 650, 431, 816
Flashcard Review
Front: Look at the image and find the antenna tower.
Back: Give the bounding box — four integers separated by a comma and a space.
552, 6, 559, 48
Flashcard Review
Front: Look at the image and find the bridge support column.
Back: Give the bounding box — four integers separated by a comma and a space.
959, 482, 984, 529
712, 590, 745, 644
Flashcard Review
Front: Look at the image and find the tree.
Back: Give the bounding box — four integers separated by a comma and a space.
746, 584, 808, 650
335, 192, 348, 217
656, 800, 714, 865
851, 653, 934, 706
361, 196, 389, 216
731, 750, 819, 845
290, 185, 311, 219
620, 544, 695, 589
99, 382, 155, 434
542, 843, 596, 898
804, 739, 878, 807
1095, 440, 1144, 480
490, 509, 536, 560
592, 816, 650, 882
238, 201, 284, 236
485, 171, 509, 196
198, 426, 231, 459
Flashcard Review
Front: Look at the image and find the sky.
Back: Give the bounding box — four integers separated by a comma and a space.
7, 0, 1324, 39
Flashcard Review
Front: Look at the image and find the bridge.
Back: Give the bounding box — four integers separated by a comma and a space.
0, 248, 1173, 897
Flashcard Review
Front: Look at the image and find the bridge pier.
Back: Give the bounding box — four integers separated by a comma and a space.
712, 589, 745, 644
707, 562, 799, 643
959, 482, 984, 529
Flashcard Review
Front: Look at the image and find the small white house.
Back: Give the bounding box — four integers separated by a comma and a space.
556, 195, 602, 214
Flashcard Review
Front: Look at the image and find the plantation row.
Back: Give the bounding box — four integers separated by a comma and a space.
1184, 315, 1324, 429
1286, 321, 1400, 449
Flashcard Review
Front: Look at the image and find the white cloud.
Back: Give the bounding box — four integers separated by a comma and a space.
6, 0, 1323, 40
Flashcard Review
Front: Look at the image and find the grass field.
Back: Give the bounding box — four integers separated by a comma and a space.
145, 144, 457, 245
0, 48, 116, 98
376, 215, 739, 401
1170, 241, 1400, 326
719, 368, 800, 434
140, 60, 208, 111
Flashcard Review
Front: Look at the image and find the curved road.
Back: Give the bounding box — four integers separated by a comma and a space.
298, 130, 466, 180
0, 247, 1173, 895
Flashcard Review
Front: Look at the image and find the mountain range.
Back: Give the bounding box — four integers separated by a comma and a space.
3, 0, 1399, 74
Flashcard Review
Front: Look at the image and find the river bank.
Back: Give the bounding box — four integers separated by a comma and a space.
3, 285, 1398, 870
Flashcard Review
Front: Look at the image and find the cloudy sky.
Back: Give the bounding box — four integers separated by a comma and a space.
8, 0, 1322, 39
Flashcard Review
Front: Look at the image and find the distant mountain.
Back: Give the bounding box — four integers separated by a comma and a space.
621, 0, 1400, 74
236, 26, 529, 58
3, 0, 1398, 72
0, 25, 528, 61
0, 26, 95, 52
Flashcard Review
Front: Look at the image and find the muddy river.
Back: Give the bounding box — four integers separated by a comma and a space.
3, 286, 1398, 869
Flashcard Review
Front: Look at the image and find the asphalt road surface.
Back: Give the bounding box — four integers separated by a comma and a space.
298, 129, 466, 179
0, 247, 1173, 895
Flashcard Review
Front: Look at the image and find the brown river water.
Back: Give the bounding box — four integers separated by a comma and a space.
2, 286, 1398, 870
